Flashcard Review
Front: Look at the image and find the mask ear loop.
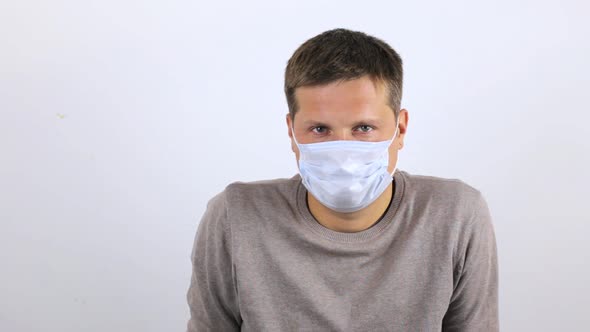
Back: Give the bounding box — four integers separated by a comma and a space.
389, 116, 400, 177
290, 123, 301, 146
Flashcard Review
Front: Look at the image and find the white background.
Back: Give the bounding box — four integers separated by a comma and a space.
1, 0, 589, 331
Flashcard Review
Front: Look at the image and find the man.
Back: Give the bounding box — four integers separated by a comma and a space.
187, 28, 499, 331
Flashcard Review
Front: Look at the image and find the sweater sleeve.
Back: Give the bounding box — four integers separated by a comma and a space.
442, 193, 499, 332
186, 191, 241, 331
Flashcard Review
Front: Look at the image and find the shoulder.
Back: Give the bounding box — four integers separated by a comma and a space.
398, 170, 488, 222
397, 170, 495, 271
401, 170, 481, 197
198, 175, 300, 228
204, 175, 301, 216
223, 175, 300, 203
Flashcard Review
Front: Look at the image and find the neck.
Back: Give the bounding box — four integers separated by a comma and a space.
307, 182, 394, 233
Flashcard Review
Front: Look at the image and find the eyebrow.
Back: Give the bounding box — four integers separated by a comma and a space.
301, 119, 381, 127
301, 120, 329, 127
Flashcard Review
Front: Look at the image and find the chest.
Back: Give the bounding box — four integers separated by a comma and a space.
234, 233, 455, 331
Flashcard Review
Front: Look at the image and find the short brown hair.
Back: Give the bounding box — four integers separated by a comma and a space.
284, 28, 403, 120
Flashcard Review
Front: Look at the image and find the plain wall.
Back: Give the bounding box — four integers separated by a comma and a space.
1, 0, 589, 331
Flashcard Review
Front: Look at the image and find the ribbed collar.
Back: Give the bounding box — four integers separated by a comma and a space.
295, 170, 406, 244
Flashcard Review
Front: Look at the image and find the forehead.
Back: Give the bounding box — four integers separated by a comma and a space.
294, 76, 389, 115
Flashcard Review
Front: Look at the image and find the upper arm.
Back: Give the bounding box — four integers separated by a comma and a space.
442, 193, 499, 332
186, 192, 241, 332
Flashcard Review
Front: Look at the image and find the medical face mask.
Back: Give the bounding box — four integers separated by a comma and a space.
292, 121, 399, 213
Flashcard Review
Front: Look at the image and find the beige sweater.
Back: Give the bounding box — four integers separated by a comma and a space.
186, 169, 499, 331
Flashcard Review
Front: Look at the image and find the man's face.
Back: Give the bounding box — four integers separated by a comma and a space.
287, 75, 408, 174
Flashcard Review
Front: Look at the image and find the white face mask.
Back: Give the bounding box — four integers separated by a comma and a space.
292, 121, 398, 213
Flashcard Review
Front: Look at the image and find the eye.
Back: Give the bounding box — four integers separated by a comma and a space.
311, 126, 328, 134
356, 125, 374, 133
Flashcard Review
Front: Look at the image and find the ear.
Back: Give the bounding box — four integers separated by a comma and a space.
286, 113, 297, 153
396, 109, 409, 149
286, 113, 293, 139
